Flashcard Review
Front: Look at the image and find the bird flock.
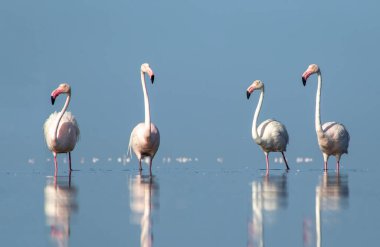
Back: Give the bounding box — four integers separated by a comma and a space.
44, 63, 350, 177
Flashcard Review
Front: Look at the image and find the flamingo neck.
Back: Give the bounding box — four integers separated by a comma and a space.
54, 94, 70, 142
252, 88, 263, 144
141, 71, 151, 136
315, 71, 323, 134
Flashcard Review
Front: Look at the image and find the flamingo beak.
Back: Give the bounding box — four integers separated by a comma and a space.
302, 76, 307, 86
302, 70, 312, 86
151, 74, 154, 84
246, 91, 251, 99
146, 68, 155, 84
246, 86, 255, 99
50, 88, 62, 105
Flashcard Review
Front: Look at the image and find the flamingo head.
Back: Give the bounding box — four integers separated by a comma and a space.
246, 80, 264, 99
51, 83, 71, 105
141, 63, 155, 84
302, 64, 319, 86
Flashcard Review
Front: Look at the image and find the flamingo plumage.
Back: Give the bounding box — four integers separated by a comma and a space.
302, 64, 350, 171
44, 83, 80, 176
128, 63, 160, 176
247, 80, 290, 173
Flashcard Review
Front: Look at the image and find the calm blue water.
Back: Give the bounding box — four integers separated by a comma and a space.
1, 160, 379, 247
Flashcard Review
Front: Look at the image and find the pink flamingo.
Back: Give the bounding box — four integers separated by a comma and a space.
246, 80, 290, 173
44, 83, 80, 176
128, 63, 160, 176
302, 64, 350, 171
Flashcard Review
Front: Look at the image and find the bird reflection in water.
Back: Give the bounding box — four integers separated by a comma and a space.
44, 174, 78, 247
129, 175, 159, 247
248, 173, 288, 247
314, 172, 349, 247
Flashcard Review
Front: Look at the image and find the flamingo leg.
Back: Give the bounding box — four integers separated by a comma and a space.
265, 153, 269, 172
53, 152, 58, 177
139, 159, 142, 171
54, 174, 57, 188
68, 152, 72, 172
69, 171, 72, 188
336, 160, 340, 173
323, 153, 329, 171
281, 152, 290, 170
149, 158, 153, 177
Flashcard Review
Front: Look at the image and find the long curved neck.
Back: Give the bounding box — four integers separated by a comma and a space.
315, 71, 323, 134
141, 71, 151, 136
252, 88, 263, 144
54, 94, 70, 141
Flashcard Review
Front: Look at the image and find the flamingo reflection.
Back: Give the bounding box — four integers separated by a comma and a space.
44, 175, 78, 247
315, 172, 349, 247
129, 175, 159, 247
248, 173, 288, 247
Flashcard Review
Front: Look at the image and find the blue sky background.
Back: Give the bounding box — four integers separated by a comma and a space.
0, 0, 379, 170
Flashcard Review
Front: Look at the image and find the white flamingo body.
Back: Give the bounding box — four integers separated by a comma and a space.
44, 83, 79, 175
129, 63, 160, 175
44, 111, 79, 153
319, 121, 349, 158
302, 64, 350, 170
247, 80, 290, 172
130, 123, 160, 161
256, 119, 289, 153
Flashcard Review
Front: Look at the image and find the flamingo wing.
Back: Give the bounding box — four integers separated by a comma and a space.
321, 122, 349, 154
257, 119, 289, 152
43, 111, 79, 153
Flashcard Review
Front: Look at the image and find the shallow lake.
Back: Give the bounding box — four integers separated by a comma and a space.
1, 158, 379, 247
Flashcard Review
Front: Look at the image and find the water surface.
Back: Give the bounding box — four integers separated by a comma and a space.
1, 162, 379, 247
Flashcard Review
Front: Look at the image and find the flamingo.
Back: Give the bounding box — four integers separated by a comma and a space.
44, 83, 80, 176
246, 80, 290, 173
302, 64, 350, 171
128, 63, 160, 176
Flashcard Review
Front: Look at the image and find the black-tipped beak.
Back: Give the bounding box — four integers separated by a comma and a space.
302, 77, 307, 86
51, 96, 55, 105
150, 75, 154, 84
246, 91, 251, 99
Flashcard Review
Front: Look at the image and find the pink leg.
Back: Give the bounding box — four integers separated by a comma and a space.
54, 175, 57, 188
323, 154, 329, 171
69, 152, 72, 172
265, 153, 269, 171
54, 152, 58, 177
281, 152, 290, 170
336, 160, 340, 173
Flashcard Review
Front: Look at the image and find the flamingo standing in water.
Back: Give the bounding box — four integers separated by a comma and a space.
128, 63, 160, 176
44, 83, 80, 176
302, 64, 350, 171
246, 80, 290, 173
